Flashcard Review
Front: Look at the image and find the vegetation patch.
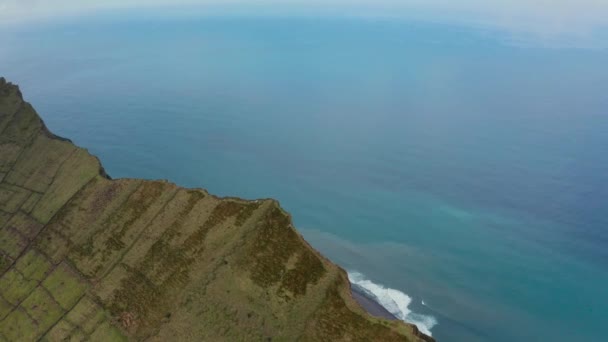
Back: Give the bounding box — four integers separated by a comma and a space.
89, 320, 127, 341
0, 103, 42, 147
139, 190, 204, 283
0, 226, 28, 258
279, 249, 326, 298
35, 228, 71, 264
0, 296, 13, 321
42, 262, 88, 310
247, 205, 326, 297
305, 275, 410, 341
21, 192, 42, 215
235, 201, 262, 227
22, 286, 65, 335
15, 248, 52, 281
4, 134, 75, 193
0, 183, 31, 214
5, 211, 43, 240
0, 78, 23, 125
103, 181, 167, 240
66, 296, 107, 334
31, 149, 101, 224
0, 268, 38, 305
0, 252, 12, 274
0, 308, 39, 341
42, 319, 76, 341
0, 143, 22, 174
182, 199, 257, 253
0, 211, 11, 229
108, 266, 161, 334
67, 327, 87, 341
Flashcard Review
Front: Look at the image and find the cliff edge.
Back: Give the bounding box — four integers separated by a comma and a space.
0, 78, 434, 342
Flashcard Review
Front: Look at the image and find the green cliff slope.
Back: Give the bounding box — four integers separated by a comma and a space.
0, 78, 433, 342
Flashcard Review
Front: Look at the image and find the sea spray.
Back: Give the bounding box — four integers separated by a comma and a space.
348, 271, 438, 336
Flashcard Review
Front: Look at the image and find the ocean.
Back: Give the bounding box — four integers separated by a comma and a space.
1, 14, 607, 341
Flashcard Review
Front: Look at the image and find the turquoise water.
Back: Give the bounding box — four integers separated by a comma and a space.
2, 15, 608, 341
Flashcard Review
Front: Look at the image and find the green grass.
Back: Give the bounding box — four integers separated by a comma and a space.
0, 183, 31, 214
0, 212, 11, 229
246, 204, 326, 298
4, 135, 75, 193
34, 228, 71, 264
42, 263, 88, 310
0, 227, 28, 259
0, 103, 42, 147
21, 286, 65, 335
31, 149, 100, 224
66, 296, 107, 334
0, 296, 13, 321
89, 321, 127, 342
0, 253, 12, 274
5, 211, 43, 240
15, 249, 52, 281
0, 143, 22, 174
42, 319, 76, 341
0, 269, 38, 305
20, 192, 41, 214
302, 274, 411, 341
0, 78, 24, 131
0, 308, 39, 341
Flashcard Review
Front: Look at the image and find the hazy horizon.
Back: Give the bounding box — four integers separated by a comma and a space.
1, 0, 608, 48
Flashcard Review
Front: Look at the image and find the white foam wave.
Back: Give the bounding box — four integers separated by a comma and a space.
348, 271, 437, 336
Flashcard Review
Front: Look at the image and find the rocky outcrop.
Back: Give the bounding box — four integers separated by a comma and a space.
0, 78, 433, 341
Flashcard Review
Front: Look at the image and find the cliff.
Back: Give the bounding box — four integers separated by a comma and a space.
0, 78, 434, 341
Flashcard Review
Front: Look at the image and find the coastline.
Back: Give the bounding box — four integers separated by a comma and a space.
351, 286, 398, 320
352, 286, 437, 342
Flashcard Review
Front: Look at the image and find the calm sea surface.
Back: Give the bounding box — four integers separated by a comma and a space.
1, 15, 607, 341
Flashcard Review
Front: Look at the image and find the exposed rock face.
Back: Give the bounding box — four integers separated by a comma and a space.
0, 78, 434, 341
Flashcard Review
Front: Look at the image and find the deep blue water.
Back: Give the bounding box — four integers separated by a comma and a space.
1, 14, 608, 341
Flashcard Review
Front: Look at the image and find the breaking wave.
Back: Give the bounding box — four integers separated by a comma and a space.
348, 271, 437, 336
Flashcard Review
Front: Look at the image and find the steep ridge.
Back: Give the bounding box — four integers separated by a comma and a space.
0, 78, 434, 341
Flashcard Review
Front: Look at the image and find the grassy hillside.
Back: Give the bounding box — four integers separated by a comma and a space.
0, 77, 434, 341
